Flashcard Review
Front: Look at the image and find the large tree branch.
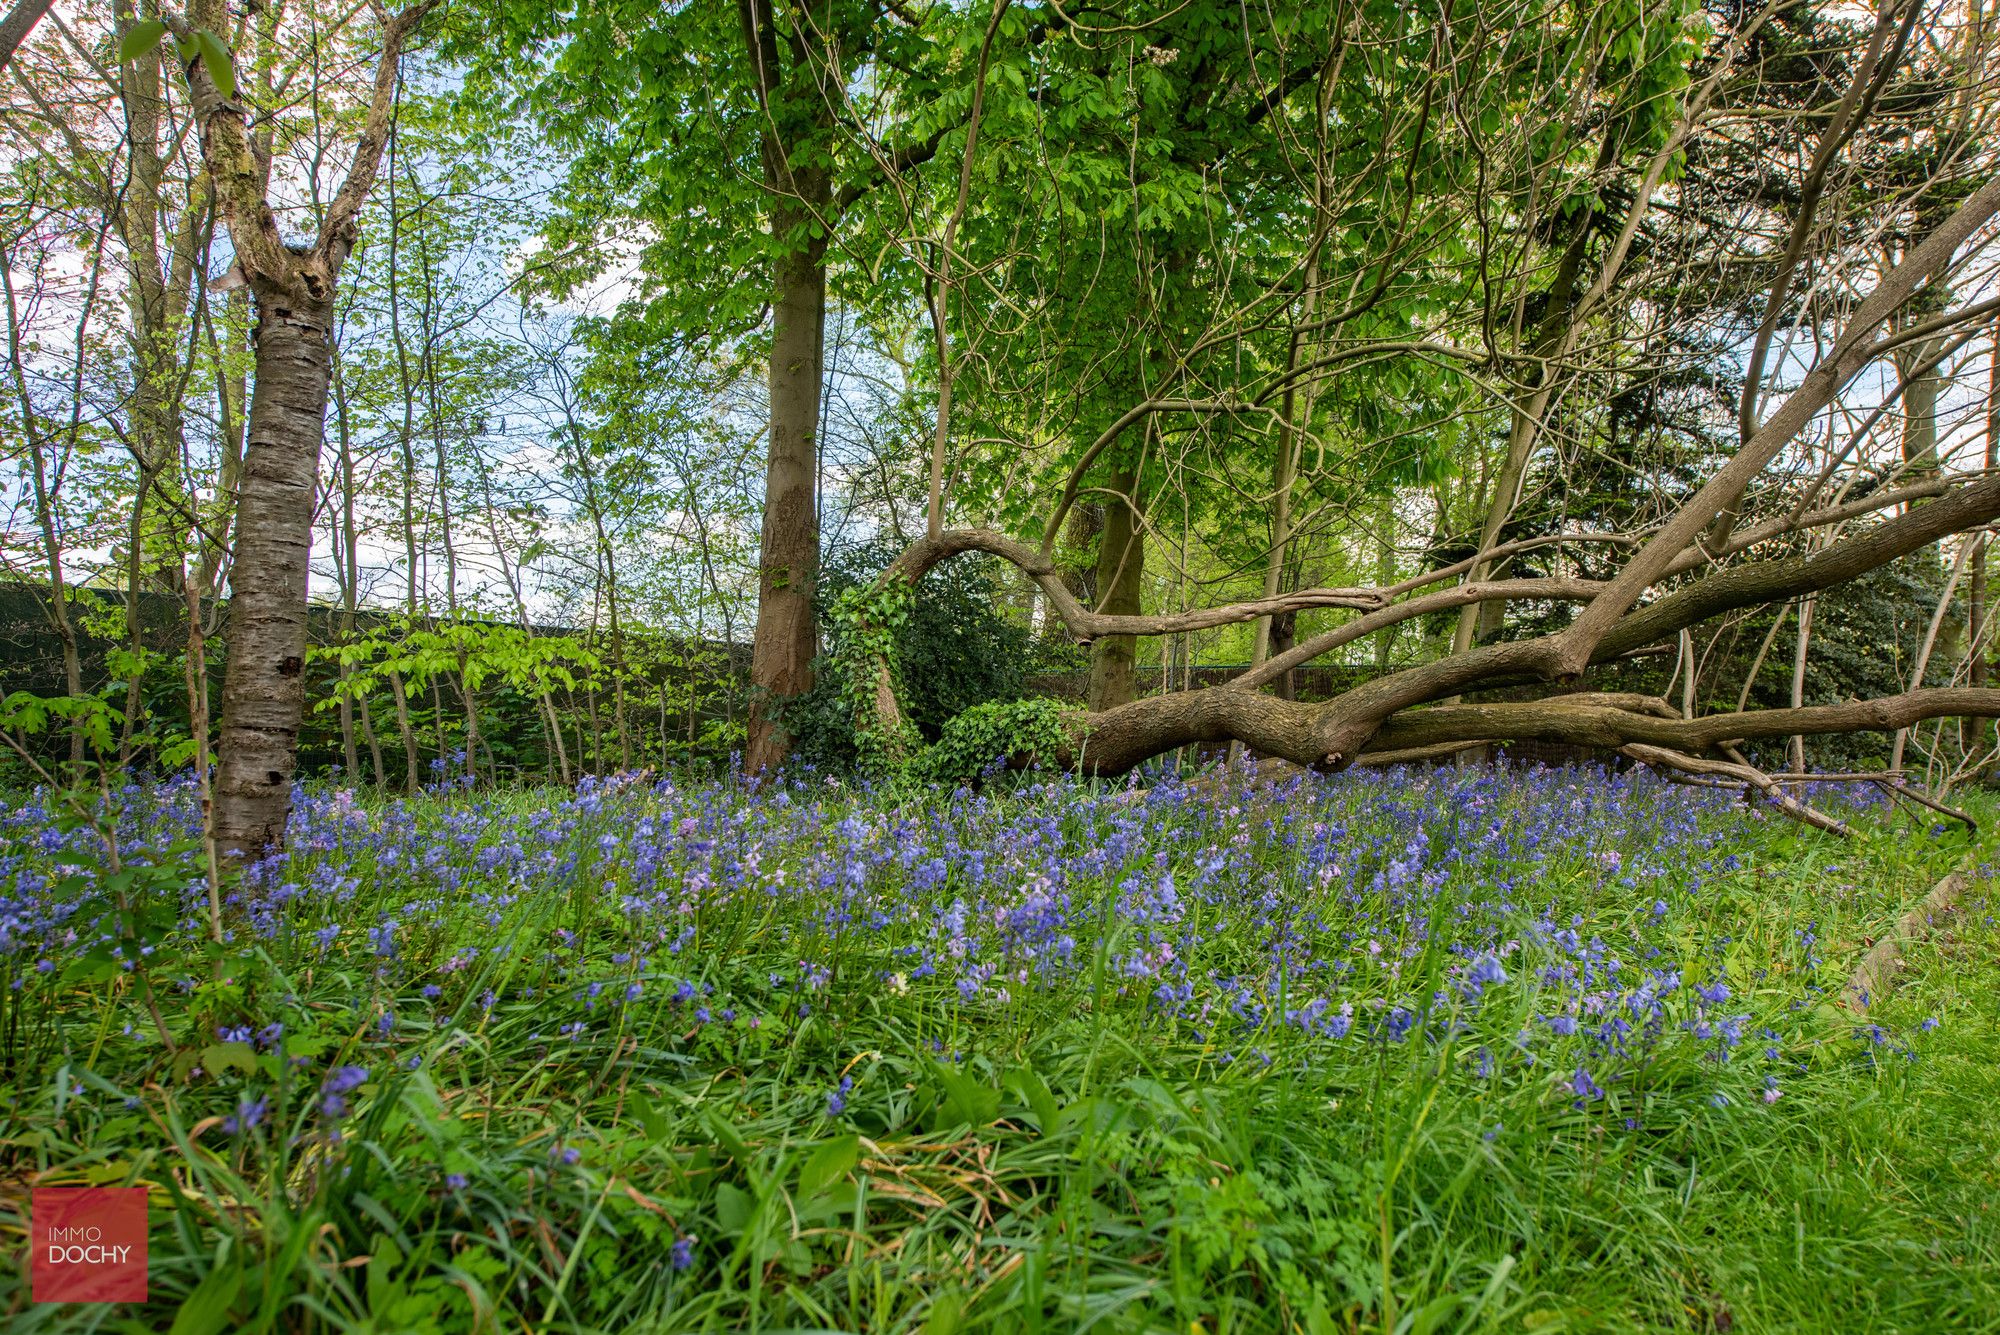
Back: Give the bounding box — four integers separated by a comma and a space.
1596, 471, 2000, 661
885, 526, 1393, 638
1237, 471, 1994, 690
1552, 173, 2000, 674
1364, 689, 2000, 756
0, 0, 51, 73
1618, 743, 1853, 837
892, 466, 2000, 701
169, 9, 300, 301
1047, 471, 2000, 776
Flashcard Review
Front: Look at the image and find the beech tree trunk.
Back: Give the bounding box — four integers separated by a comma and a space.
744, 217, 827, 772
212, 300, 335, 860
736, 0, 839, 776
1088, 462, 1145, 713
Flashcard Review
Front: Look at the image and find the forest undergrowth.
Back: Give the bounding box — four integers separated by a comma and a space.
1, 763, 1996, 1333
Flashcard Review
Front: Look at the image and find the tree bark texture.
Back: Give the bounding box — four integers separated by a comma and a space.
1088, 462, 1145, 713
0, 0, 52, 72
744, 220, 827, 772
212, 300, 335, 860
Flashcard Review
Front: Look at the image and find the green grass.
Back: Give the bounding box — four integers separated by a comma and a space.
1, 767, 1997, 1333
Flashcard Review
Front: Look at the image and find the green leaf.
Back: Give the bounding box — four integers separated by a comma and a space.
922, 1290, 963, 1335
798, 1132, 858, 1196
1003, 1066, 1060, 1131
194, 29, 236, 97
714, 1181, 755, 1234
60, 946, 122, 986
927, 1060, 1000, 1132
117, 19, 167, 64
703, 1109, 752, 1164
629, 1089, 670, 1142
168, 1264, 244, 1335
201, 1042, 258, 1078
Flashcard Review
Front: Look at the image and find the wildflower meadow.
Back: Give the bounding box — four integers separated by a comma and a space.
2, 762, 1996, 1332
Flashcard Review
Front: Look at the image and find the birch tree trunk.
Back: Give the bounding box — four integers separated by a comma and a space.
213, 299, 337, 857
187, 0, 434, 857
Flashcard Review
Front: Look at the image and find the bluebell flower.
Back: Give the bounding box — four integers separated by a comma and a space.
222, 1096, 267, 1135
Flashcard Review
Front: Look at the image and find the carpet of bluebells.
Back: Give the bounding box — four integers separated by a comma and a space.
3, 762, 1998, 1332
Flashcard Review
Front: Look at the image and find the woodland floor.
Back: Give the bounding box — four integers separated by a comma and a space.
0, 765, 1997, 1332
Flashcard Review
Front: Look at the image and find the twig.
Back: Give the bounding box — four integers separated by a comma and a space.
1623, 743, 1852, 837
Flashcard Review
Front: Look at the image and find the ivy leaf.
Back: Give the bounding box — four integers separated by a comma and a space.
117, 18, 168, 64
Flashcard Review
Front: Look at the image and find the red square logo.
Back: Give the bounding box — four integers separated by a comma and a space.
30, 1187, 148, 1303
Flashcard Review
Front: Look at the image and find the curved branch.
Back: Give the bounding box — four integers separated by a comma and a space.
888, 526, 1384, 638
1231, 576, 1604, 690
1037, 400, 1252, 557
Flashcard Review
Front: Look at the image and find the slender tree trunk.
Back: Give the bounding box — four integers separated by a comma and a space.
199, 288, 247, 592
1891, 537, 1975, 775
331, 346, 362, 780
3, 261, 86, 765
337, 664, 360, 779
474, 449, 569, 783
606, 599, 632, 770
1789, 594, 1816, 775
430, 677, 447, 770
213, 299, 335, 859
586, 686, 604, 774
1373, 496, 1398, 671
456, 672, 489, 780
181, 564, 221, 938
1270, 611, 1298, 702
571, 436, 634, 770
359, 688, 385, 787
1966, 331, 1997, 752
389, 669, 419, 792
118, 470, 153, 764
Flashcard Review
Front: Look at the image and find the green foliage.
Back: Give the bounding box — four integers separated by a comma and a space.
2, 777, 1995, 1330
117, 21, 236, 98
823, 577, 924, 777
781, 542, 1083, 781
911, 697, 1075, 788
312, 618, 601, 707
0, 690, 122, 755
